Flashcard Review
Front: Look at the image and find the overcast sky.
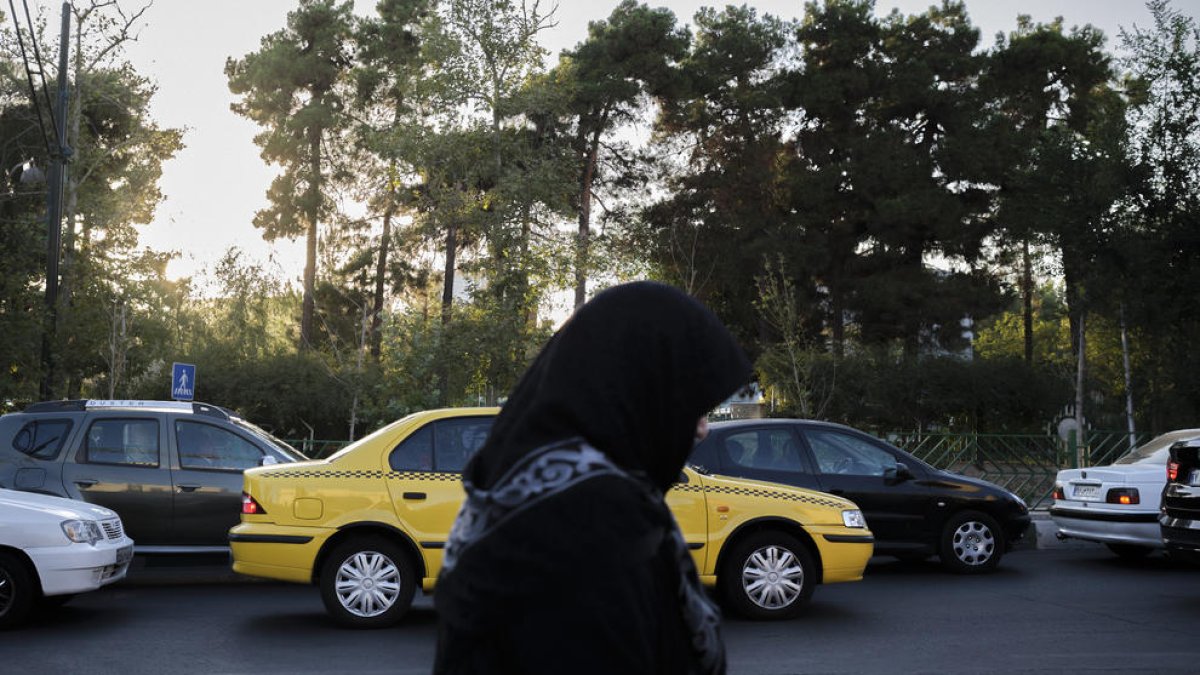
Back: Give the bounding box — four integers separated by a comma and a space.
26, 0, 1199, 283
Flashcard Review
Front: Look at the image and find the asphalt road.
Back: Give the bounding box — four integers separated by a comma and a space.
2, 548, 1198, 674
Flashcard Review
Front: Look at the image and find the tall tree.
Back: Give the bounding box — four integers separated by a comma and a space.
226, 0, 355, 349
555, 0, 687, 307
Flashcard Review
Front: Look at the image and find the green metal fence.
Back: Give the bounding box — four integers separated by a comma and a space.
283, 439, 351, 460
883, 429, 1151, 509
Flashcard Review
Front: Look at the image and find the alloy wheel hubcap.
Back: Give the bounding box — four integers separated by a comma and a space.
335, 551, 401, 618
952, 521, 995, 565
742, 545, 804, 610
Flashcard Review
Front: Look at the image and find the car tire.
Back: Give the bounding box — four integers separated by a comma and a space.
939, 510, 1004, 574
0, 552, 37, 629
719, 531, 815, 620
319, 536, 416, 629
1106, 543, 1153, 560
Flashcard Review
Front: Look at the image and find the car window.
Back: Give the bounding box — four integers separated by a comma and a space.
176, 420, 265, 471
389, 426, 433, 471
804, 429, 897, 477
433, 417, 492, 473
85, 418, 160, 467
724, 429, 804, 471
12, 419, 73, 460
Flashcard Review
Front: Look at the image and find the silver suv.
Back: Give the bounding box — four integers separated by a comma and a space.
0, 400, 303, 553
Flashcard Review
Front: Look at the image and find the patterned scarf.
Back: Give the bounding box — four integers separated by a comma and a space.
443, 439, 726, 675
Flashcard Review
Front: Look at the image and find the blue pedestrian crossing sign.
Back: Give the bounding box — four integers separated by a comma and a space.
171, 362, 196, 401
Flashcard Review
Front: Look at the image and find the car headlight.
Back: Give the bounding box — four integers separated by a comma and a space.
61, 519, 103, 545
842, 509, 866, 528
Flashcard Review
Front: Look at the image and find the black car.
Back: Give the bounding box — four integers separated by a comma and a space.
0, 400, 304, 552
1160, 438, 1200, 563
690, 419, 1031, 573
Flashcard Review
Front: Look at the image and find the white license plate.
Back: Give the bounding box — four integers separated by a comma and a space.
1072, 485, 1101, 501
1190, 469, 1200, 486
116, 545, 133, 565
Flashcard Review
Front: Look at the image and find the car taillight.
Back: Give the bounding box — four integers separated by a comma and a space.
1052, 485, 1065, 500
1106, 488, 1139, 505
1167, 460, 1179, 482
242, 492, 266, 515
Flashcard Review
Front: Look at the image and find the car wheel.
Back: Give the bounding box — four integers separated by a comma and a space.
319, 536, 416, 628
939, 510, 1004, 574
719, 531, 815, 620
0, 553, 37, 629
1106, 543, 1153, 560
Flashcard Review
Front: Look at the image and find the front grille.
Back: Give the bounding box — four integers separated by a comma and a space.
102, 519, 124, 541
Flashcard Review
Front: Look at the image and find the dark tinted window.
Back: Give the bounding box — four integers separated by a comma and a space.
176, 420, 264, 471
12, 419, 73, 459
688, 436, 719, 472
85, 418, 160, 467
725, 428, 804, 471
804, 429, 897, 477
389, 426, 433, 471
433, 417, 492, 472
388, 418, 493, 473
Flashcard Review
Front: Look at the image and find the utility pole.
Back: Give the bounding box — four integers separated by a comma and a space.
39, 2, 72, 400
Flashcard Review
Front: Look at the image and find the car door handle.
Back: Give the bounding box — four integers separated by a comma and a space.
73, 479, 97, 488
177, 484, 202, 492
402, 492, 426, 501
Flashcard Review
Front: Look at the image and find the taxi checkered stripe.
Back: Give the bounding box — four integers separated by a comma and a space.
672, 483, 843, 509
262, 470, 461, 481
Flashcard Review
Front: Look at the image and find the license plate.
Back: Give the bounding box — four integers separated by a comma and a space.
1190, 469, 1200, 486
116, 545, 133, 565
1072, 485, 1101, 501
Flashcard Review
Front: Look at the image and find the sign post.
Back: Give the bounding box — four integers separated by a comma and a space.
171, 362, 196, 401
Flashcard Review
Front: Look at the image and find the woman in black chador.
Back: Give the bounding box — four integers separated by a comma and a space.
433, 281, 750, 675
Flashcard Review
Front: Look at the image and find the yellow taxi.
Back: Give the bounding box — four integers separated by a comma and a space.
230, 408, 874, 627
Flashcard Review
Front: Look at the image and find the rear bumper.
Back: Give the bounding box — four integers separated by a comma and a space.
26, 538, 134, 595
228, 523, 331, 584
1160, 514, 1200, 562
1051, 507, 1162, 548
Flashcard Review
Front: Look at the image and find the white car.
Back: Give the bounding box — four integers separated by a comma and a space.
0, 488, 134, 628
1050, 429, 1200, 558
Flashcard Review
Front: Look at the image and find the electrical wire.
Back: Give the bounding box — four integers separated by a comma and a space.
21, 0, 64, 151
7, 0, 54, 158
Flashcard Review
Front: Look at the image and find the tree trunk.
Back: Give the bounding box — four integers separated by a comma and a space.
370, 202, 393, 359
1074, 309, 1087, 465
441, 220, 458, 327
1022, 238, 1034, 365
575, 120, 604, 309
300, 127, 321, 349
437, 219, 458, 406
1120, 303, 1136, 452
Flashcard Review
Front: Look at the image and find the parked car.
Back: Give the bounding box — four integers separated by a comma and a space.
0, 400, 304, 552
1160, 437, 1200, 563
688, 419, 1031, 573
1050, 429, 1200, 559
0, 487, 134, 628
230, 408, 875, 627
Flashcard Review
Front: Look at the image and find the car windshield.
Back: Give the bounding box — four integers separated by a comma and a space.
233, 418, 306, 462
1113, 429, 1200, 465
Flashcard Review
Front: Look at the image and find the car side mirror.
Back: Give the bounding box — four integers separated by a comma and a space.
885, 462, 913, 483
260, 455, 279, 467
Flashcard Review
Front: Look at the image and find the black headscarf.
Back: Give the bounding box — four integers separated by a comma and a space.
464, 281, 751, 493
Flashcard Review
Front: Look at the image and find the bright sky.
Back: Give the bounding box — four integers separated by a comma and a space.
29, 0, 1198, 284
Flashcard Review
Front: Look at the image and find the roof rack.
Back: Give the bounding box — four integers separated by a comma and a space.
22, 400, 87, 413
21, 399, 231, 421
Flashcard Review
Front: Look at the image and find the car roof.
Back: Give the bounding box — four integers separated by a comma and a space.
709, 418, 860, 434
18, 399, 236, 421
